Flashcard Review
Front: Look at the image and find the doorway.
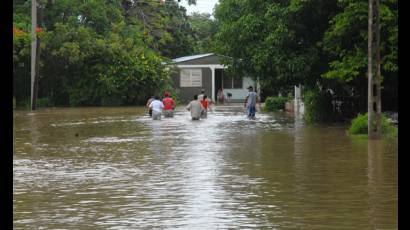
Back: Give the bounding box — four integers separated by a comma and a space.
215, 69, 223, 100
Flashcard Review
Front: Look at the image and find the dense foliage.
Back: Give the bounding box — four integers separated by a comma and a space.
14, 0, 398, 120
303, 90, 334, 123
264, 96, 288, 111
214, 0, 340, 93
322, 0, 398, 112
13, 0, 202, 107
188, 12, 218, 54
214, 0, 397, 121
348, 112, 397, 136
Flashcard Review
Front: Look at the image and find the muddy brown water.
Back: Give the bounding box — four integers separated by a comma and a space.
13, 106, 397, 229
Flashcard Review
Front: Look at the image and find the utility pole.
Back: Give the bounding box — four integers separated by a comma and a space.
368, 0, 382, 139
31, 0, 37, 110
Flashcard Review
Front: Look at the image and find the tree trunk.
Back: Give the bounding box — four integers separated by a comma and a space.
33, 37, 41, 109
31, 0, 37, 110
368, 0, 382, 139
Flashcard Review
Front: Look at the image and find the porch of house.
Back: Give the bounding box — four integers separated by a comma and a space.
171, 53, 258, 103
213, 68, 255, 103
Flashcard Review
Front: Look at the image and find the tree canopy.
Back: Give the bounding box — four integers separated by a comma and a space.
13, 0, 204, 106
213, 0, 397, 114
13, 0, 397, 114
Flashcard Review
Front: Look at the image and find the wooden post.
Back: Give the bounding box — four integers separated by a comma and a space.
368, 0, 382, 139
31, 0, 37, 110
33, 36, 41, 109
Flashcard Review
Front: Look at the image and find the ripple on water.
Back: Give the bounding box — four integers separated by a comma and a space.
13, 107, 397, 229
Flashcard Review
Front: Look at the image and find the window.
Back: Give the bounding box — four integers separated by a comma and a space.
223, 76, 243, 89
180, 69, 202, 87
233, 77, 243, 89
223, 77, 232, 89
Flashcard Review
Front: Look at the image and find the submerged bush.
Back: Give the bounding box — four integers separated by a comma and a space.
264, 96, 288, 111
303, 90, 334, 123
348, 113, 397, 136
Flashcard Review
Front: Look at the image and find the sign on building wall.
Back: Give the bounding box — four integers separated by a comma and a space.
180, 69, 202, 87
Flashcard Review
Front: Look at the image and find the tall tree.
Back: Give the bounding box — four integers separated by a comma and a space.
322, 0, 397, 113
214, 0, 340, 94
14, 0, 199, 106
187, 12, 217, 54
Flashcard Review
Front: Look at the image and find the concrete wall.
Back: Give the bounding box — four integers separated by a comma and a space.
171, 67, 212, 103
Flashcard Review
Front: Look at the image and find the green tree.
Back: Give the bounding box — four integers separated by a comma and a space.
121, 0, 196, 58
214, 0, 397, 121
188, 12, 217, 54
13, 7, 34, 106
13, 0, 200, 107
214, 0, 340, 94
322, 0, 397, 112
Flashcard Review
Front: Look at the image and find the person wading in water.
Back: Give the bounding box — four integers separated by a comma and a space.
198, 89, 205, 101
186, 95, 204, 120
162, 92, 176, 118
244, 86, 260, 120
149, 95, 164, 120
200, 95, 210, 119
146, 96, 154, 117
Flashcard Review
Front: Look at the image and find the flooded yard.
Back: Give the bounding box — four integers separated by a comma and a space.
13, 106, 397, 229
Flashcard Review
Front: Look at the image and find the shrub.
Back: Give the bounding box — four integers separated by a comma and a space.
303, 90, 334, 123
264, 96, 288, 111
16, 98, 31, 109
36, 98, 51, 107
348, 112, 397, 136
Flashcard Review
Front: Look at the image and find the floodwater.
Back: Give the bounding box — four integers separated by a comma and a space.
13, 106, 397, 229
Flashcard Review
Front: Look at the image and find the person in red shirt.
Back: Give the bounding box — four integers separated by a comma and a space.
200, 95, 210, 119
162, 92, 176, 117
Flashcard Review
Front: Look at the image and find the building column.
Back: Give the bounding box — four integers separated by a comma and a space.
211, 67, 215, 102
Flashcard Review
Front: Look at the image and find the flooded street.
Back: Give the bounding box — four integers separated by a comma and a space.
13, 106, 397, 229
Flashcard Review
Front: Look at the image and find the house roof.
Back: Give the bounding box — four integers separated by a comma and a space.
172, 53, 214, 63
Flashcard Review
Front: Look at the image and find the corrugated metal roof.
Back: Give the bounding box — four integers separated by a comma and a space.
172, 53, 214, 63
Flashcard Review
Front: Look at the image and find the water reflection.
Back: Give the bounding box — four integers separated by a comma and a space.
367, 139, 398, 229
13, 107, 397, 229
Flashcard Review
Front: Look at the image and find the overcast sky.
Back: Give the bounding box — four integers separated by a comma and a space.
179, 0, 219, 16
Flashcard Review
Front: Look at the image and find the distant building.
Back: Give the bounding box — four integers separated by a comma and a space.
169, 53, 257, 103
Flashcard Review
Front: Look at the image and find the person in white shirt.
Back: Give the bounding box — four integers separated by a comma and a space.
186, 95, 204, 120
198, 89, 205, 101
149, 95, 164, 120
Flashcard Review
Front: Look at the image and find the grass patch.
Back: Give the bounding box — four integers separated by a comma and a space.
36, 98, 52, 107
348, 112, 397, 137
